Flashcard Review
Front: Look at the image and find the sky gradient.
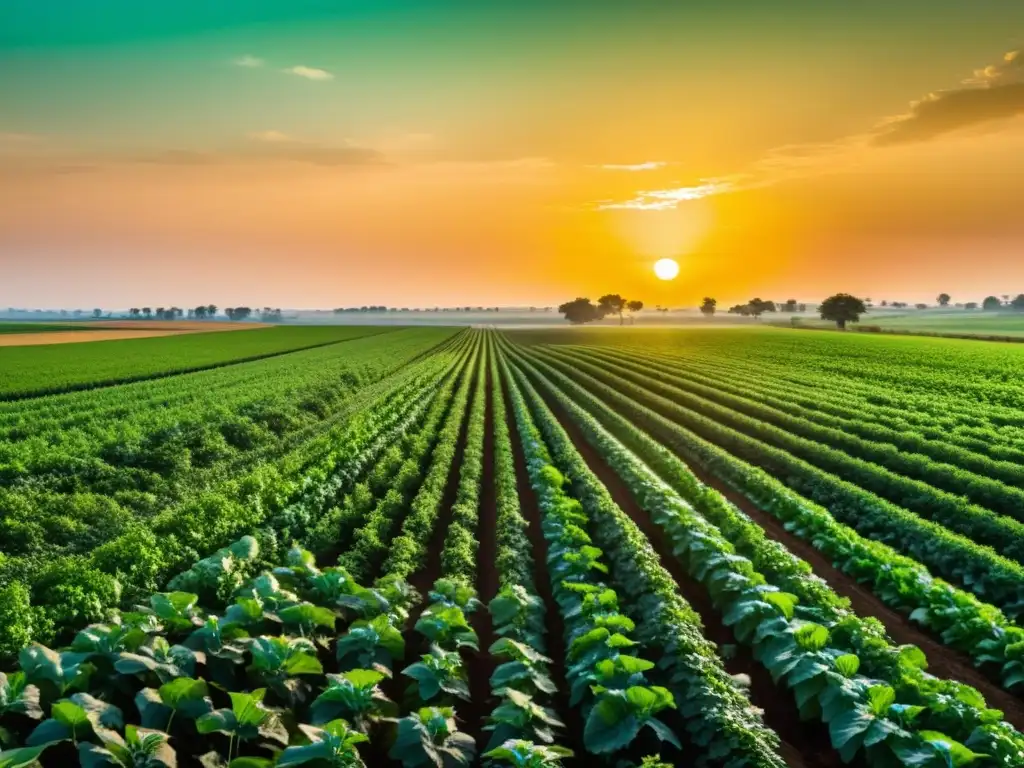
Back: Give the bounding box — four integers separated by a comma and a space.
3, 1, 1024, 308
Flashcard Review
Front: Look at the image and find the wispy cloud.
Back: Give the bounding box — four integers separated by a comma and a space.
233, 55, 264, 68
600, 47, 1024, 210
284, 65, 333, 81
873, 50, 1024, 145
597, 161, 667, 172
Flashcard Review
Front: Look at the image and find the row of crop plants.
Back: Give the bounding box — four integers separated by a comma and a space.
498, 338, 1024, 767
0, 332, 471, 659
0, 325, 402, 401
530, 345, 1024, 625
579, 343, 1024, 497
498, 341, 787, 767
616, 341, 1024, 457
545, 345, 1024, 566
625, 343, 1024, 461
518, 345, 1024, 696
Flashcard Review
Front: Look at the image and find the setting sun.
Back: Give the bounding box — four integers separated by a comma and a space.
654, 258, 680, 281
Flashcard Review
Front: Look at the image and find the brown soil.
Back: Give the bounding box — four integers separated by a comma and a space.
536, 384, 847, 768
0, 329, 201, 347
90, 320, 271, 331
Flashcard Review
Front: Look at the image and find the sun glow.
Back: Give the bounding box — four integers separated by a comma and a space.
654, 258, 680, 281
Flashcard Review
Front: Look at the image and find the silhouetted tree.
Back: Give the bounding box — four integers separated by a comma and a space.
983, 296, 1002, 310
1012, 295, 1024, 311
746, 298, 776, 318
626, 300, 644, 324
92, 308, 102, 319
207, 304, 218, 318
728, 304, 752, 316
558, 298, 603, 325
965, 302, 978, 310
129, 308, 140, 318
819, 293, 867, 330
597, 294, 628, 325
142, 307, 152, 319
781, 299, 798, 312
937, 293, 951, 307
915, 303, 928, 310
700, 297, 717, 317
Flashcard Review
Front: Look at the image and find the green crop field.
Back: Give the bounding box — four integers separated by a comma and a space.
790, 309, 1024, 338
2, 326, 1024, 768
0, 325, 398, 399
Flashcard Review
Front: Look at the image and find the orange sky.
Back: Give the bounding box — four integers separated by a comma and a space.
3, 2, 1024, 308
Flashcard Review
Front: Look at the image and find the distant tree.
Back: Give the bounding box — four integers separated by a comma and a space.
797, 303, 807, 312
746, 298, 776, 318
92, 308, 102, 319
880, 300, 888, 307
207, 304, 218, 318
129, 308, 140, 318
965, 302, 978, 310
626, 300, 644, 324
914, 303, 928, 310
781, 299, 798, 312
1003, 295, 1011, 304
937, 293, 951, 306
700, 297, 717, 317
982, 296, 1002, 311
819, 293, 867, 330
194, 305, 207, 319
142, 307, 152, 319
1012, 295, 1024, 311
728, 304, 752, 316
596, 294, 627, 325
558, 297, 603, 325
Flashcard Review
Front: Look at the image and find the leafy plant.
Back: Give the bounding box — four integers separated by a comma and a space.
402, 647, 470, 703
388, 707, 476, 768
483, 689, 564, 751
483, 739, 573, 766
414, 607, 478, 652
77, 724, 176, 768
135, 676, 212, 730
336, 614, 405, 676
427, 580, 482, 614
246, 636, 323, 699
582, 686, 679, 755
488, 639, 556, 696
277, 719, 368, 767
196, 689, 287, 761
310, 670, 396, 732
114, 636, 199, 683
27, 694, 123, 748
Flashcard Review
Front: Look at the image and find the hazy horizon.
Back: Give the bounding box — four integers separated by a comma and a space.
4, 1, 1024, 307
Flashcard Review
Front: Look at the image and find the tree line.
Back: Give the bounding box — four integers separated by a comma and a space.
557, 295, 645, 324
558, 293, 865, 329
122, 306, 283, 321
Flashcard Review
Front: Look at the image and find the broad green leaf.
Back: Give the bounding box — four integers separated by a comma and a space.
765, 592, 799, 621
835, 654, 860, 678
